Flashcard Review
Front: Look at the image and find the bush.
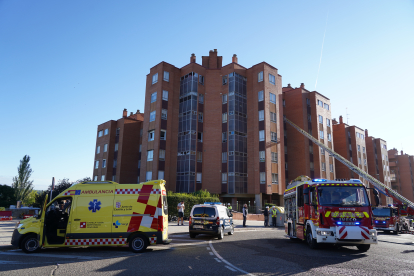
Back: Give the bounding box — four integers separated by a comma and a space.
167, 191, 220, 218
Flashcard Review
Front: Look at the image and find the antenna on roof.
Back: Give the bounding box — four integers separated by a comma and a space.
346, 107, 350, 124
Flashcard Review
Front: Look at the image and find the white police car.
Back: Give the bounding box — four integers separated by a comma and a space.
189, 202, 234, 239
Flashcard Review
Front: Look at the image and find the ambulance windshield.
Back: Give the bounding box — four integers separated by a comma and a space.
317, 186, 369, 207
372, 208, 392, 217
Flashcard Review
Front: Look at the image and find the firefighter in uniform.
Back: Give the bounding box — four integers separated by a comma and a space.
271, 206, 278, 227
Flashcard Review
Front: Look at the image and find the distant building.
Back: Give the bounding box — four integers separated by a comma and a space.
365, 131, 392, 205
388, 149, 414, 203
93, 109, 144, 184
282, 83, 335, 183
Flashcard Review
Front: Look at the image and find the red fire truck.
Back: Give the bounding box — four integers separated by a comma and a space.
284, 176, 377, 251
372, 205, 410, 234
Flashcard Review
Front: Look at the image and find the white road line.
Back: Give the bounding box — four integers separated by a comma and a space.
209, 240, 254, 276
207, 247, 211, 250
209, 252, 214, 255
214, 257, 221, 263
225, 265, 237, 272
0, 251, 99, 260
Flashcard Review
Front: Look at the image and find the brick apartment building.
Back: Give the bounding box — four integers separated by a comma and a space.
282, 83, 335, 183
388, 149, 414, 203
332, 116, 369, 186
365, 131, 392, 205
93, 109, 144, 183
139, 50, 285, 210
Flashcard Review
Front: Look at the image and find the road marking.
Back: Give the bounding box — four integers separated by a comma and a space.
225, 265, 237, 272
207, 247, 211, 250
214, 257, 221, 263
0, 251, 99, 260
209, 252, 214, 255
209, 240, 254, 275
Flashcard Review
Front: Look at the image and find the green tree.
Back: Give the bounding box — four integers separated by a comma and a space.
12, 155, 34, 203
23, 190, 38, 206
0, 184, 16, 208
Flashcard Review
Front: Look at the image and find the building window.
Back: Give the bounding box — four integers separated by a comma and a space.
151, 92, 157, 103
163, 71, 169, 82
222, 152, 227, 163
283, 99, 285, 107
96, 146, 100, 154
321, 162, 326, 171
146, 171, 152, 181
102, 144, 107, 152
222, 113, 227, 123
324, 103, 329, 110
260, 172, 266, 183
310, 162, 314, 170
318, 100, 323, 107
115, 128, 120, 136
161, 90, 168, 101
319, 130, 324, 139
269, 74, 275, 85
94, 176, 97, 181
198, 112, 203, 122
259, 110, 264, 121
148, 130, 155, 141
259, 151, 265, 162
199, 94, 204, 103
222, 75, 227, 85
259, 130, 265, 141
158, 171, 164, 180
198, 132, 203, 142
326, 118, 331, 127
270, 93, 276, 104
114, 159, 118, 168
307, 114, 312, 122
102, 159, 106, 168
222, 173, 227, 183
358, 157, 362, 164
357, 145, 361, 152
104, 129, 108, 135
159, 149, 165, 161
258, 71, 263, 82
137, 160, 140, 168
101, 175, 105, 181
327, 133, 332, 141
272, 173, 278, 184
197, 173, 202, 183
162, 109, 168, 120
270, 112, 276, 122
222, 94, 227, 104
150, 111, 156, 122
98, 130, 103, 137
271, 132, 277, 142
329, 164, 334, 172
361, 134, 365, 140
306, 98, 310, 106
197, 152, 202, 162
137, 176, 140, 183
139, 144, 142, 152
147, 150, 153, 161
222, 132, 227, 143
95, 160, 99, 169
160, 130, 166, 140
258, 90, 264, 101
199, 75, 204, 85
364, 159, 367, 165
318, 115, 323, 124
152, 73, 158, 84
140, 129, 143, 136
321, 148, 325, 155
271, 152, 278, 163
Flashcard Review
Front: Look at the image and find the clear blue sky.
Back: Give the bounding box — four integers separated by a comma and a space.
1, 0, 413, 190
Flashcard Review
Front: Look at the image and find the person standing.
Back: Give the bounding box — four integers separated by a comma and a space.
177, 200, 185, 226
264, 206, 269, 227
242, 204, 248, 227
271, 206, 278, 227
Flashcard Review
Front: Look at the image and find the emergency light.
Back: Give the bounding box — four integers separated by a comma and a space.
312, 179, 327, 182
204, 202, 221, 205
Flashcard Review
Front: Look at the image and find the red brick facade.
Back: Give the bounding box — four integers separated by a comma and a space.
388, 149, 414, 203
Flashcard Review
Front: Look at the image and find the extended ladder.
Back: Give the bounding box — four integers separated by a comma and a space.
283, 116, 414, 216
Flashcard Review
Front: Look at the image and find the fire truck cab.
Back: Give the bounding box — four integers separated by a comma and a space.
372, 205, 410, 234
284, 176, 377, 251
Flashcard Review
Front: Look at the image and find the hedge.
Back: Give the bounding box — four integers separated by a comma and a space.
167, 191, 220, 218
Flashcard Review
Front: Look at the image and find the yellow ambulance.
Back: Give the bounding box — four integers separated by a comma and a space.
11, 180, 169, 253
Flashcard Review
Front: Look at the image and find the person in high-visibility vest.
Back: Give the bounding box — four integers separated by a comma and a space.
271, 206, 278, 227
227, 203, 232, 211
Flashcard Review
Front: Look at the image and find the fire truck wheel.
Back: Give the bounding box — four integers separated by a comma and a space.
306, 227, 318, 249
190, 233, 197, 238
356, 244, 370, 252
21, 234, 41, 253
393, 224, 400, 235
129, 234, 148, 253
384, 230, 390, 234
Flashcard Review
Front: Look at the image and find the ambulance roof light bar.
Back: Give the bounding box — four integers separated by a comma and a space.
312, 179, 327, 182
204, 202, 222, 205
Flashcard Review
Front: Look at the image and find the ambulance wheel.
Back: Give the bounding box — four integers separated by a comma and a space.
21, 234, 40, 253
356, 244, 370, 252
218, 227, 224, 240
306, 227, 318, 249
129, 234, 148, 253
190, 233, 197, 238
228, 225, 234, 235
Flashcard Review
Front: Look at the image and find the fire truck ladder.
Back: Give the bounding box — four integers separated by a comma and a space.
283, 116, 414, 216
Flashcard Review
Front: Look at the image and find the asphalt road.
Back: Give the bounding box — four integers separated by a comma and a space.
1, 223, 414, 276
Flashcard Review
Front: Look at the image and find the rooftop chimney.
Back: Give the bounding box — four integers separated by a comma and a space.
190, 53, 196, 63
232, 54, 238, 63
401, 150, 404, 155
365, 129, 369, 138
287, 83, 292, 88
123, 108, 127, 118
136, 109, 140, 114
339, 115, 343, 124
300, 83, 305, 88
130, 112, 133, 116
